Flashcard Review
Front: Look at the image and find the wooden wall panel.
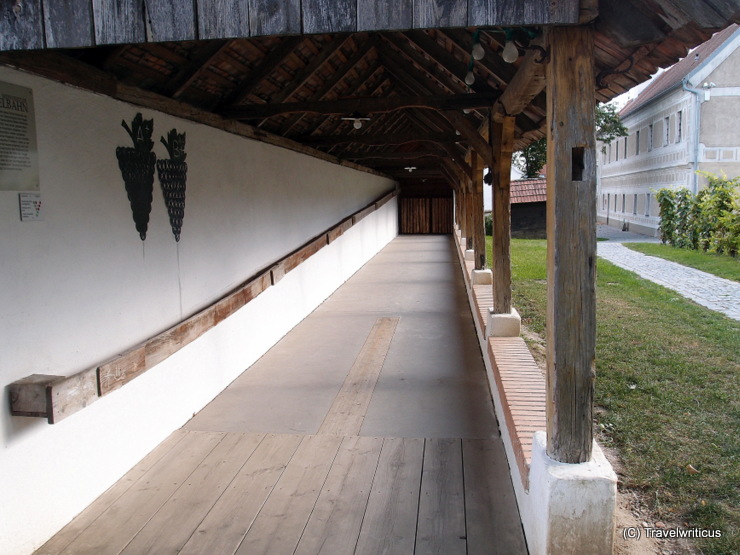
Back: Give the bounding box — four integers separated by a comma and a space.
248, 0, 300, 36
0, 0, 44, 51
400, 198, 452, 234
92, 0, 146, 45
413, 0, 467, 29
43, 0, 94, 48
303, 0, 356, 34
358, 0, 413, 31
144, 0, 197, 42
197, 0, 249, 39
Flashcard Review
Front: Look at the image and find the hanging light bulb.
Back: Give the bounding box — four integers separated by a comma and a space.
472, 41, 485, 61
502, 40, 518, 63
353, 119, 362, 130
464, 70, 475, 86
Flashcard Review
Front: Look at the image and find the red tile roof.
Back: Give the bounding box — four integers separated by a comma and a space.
510, 178, 547, 204
620, 24, 738, 118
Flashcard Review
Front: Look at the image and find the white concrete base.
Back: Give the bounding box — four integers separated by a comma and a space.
528, 432, 617, 555
464, 249, 474, 261
486, 307, 521, 337
471, 269, 492, 285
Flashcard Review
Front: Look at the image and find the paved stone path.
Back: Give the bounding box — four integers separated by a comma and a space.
596, 227, 740, 321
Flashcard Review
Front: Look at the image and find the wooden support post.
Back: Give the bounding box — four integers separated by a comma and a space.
490, 115, 515, 313
471, 151, 485, 269
465, 178, 474, 251
545, 26, 597, 464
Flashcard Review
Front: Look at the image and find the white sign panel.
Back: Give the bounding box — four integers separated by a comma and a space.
19, 192, 42, 221
0, 81, 39, 191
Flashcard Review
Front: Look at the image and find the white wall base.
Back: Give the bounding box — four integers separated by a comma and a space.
464, 249, 474, 261
486, 307, 521, 337
471, 268, 492, 284
527, 431, 617, 555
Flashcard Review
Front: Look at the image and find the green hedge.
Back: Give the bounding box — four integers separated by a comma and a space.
656, 173, 740, 256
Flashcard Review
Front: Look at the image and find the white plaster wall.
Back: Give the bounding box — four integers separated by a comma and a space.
0, 66, 397, 555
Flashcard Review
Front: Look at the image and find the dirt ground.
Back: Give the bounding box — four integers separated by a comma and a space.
521, 324, 694, 555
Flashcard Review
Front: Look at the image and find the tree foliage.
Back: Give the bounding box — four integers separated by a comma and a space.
512, 102, 628, 178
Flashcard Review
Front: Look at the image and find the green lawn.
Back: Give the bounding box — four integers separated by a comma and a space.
622, 242, 740, 282
486, 237, 740, 554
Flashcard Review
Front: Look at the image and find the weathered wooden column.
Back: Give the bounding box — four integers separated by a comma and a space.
471, 151, 486, 269
545, 25, 597, 464
490, 115, 515, 313
465, 174, 474, 252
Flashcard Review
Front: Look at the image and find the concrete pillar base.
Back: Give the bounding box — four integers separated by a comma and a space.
528, 431, 617, 555
486, 307, 521, 337
471, 269, 492, 284
464, 249, 474, 261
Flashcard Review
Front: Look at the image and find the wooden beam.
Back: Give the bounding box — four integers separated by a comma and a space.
344, 150, 446, 161
218, 36, 304, 109
299, 132, 462, 147
493, 39, 547, 120
441, 111, 493, 168
545, 26, 597, 464
222, 93, 498, 119
472, 151, 486, 270
490, 115, 515, 313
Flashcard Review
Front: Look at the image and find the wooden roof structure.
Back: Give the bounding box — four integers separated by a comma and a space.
1, 1, 738, 190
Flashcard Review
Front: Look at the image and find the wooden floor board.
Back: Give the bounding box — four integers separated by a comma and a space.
234, 434, 343, 555
415, 438, 467, 555
318, 317, 399, 436
462, 438, 528, 555
58, 431, 224, 555
120, 433, 264, 555
178, 433, 303, 555
294, 436, 383, 555
354, 437, 425, 555
34, 429, 188, 555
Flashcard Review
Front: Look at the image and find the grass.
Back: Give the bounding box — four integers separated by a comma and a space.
486, 236, 740, 554
622, 242, 740, 282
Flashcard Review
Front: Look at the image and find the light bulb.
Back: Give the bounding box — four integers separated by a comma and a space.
464, 70, 475, 86
353, 120, 362, 130
472, 42, 485, 61
502, 40, 518, 63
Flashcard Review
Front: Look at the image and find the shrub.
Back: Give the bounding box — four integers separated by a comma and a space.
656, 173, 740, 256
485, 213, 493, 236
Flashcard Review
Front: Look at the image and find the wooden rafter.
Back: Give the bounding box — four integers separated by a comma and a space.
222, 92, 498, 119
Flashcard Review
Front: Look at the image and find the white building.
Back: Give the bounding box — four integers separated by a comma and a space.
598, 24, 740, 236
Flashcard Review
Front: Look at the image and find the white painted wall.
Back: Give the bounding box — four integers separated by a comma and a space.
0, 66, 397, 555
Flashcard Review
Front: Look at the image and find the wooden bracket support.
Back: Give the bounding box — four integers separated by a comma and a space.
9, 368, 99, 424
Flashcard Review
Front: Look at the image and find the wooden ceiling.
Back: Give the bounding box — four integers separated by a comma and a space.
1, 2, 738, 189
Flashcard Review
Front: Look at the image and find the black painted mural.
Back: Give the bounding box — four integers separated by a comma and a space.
116, 113, 155, 240
157, 129, 188, 242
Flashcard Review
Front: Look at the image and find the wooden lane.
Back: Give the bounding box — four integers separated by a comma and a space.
35, 237, 525, 554
36, 431, 525, 555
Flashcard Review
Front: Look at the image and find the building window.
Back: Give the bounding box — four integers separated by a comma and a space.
664, 116, 670, 146
614, 194, 618, 211
622, 194, 626, 212
615, 142, 619, 161
633, 194, 638, 215
676, 111, 682, 143
646, 193, 651, 217
636, 130, 640, 155
624, 137, 628, 159
648, 124, 654, 151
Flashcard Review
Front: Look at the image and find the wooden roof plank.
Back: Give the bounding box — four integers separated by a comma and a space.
93, 0, 146, 45
248, 0, 300, 37
414, 0, 468, 29
143, 0, 197, 42
470, 0, 580, 26
358, 0, 413, 31
196, 0, 250, 40
303, 0, 357, 34
43, 0, 95, 49
0, 0, 44, 51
